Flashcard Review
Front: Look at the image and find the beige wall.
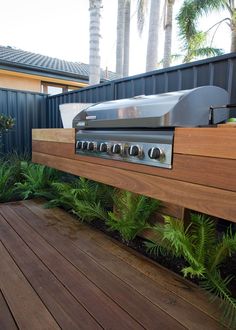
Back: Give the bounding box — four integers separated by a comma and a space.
0, 69, 87, 93
0, 72, 41, 92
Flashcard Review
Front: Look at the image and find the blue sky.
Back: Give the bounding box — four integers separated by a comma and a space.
0, 0, 230, 75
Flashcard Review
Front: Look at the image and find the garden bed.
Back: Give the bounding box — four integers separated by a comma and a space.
90, 217, 236, 297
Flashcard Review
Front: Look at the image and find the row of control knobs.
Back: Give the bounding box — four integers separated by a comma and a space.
76, 141, 164, 160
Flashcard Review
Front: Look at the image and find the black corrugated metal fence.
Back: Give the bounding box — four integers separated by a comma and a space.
0, 88, 47, 155
1, 53, 236, 154
47, 53, 236, 128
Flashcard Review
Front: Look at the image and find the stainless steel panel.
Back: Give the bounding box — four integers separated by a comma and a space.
73, 86, 229, 128
75, 130, 174, 169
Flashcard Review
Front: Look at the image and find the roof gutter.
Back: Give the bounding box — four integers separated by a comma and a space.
0, 60, 108, 83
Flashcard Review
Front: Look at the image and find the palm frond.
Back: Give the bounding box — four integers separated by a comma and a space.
163, 216, 205, 276
145, 237, 175, 257
209, 225, 236, 271
0, 160, 22, 202
177, 0, 228, 42
15, 163, 60, 199
106, 190, 160, 242
190, 214, 216, 266
202, 270, 236, 328
72, 200, 108, 222
43, 177, 111, 223
184, 47, 223, 62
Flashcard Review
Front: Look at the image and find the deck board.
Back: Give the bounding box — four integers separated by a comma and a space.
0, 213, 101, 330
0, 291, 18, 330
0, 237, 60, 330
0, 200, 225, 329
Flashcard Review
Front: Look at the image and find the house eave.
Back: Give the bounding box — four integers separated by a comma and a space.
0, 60, 89, 83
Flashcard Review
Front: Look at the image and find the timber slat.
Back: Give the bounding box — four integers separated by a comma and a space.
32, 151, 236, 222
174, 127, 236, 159
0, 291, 17, 330
0, 240, 60, 330
0, 214, 101, 329
25, 200, 222, 318
32, 127, 236, 159
32, 128, 75, 143
0, 205, 144, 330
32, 140, 236, 192
0, 200, 226, 329
19, 200, 223, 330
13, 203, 194, 329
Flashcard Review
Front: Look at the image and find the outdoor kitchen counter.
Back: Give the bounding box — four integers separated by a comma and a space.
32, 127, 236, 223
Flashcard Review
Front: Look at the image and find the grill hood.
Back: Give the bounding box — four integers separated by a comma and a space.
73, 86, 229, 129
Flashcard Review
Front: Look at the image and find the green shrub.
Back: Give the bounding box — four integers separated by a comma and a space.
106, 190, 161, 242
15, 162, 60, 199
44, 177, 114, 222
0, 114, 14, 133
145, 214, 236, 328
0, 160, 21, 202
0, 114, 15, 152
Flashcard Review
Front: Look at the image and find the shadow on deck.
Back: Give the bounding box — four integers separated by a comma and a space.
0, 200, 224, 329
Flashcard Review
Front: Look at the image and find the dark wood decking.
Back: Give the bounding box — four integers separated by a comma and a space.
0, 200, 223, 329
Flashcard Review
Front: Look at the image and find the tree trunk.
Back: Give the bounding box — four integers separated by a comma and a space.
231, 8, 236, 52
89, 0, 102, 85
163, 0, 175, 68
116, 0, 126, 77
146, 0, 161, 72
123, 0, 131, 77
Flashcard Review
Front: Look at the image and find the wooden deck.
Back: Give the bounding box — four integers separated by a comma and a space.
0, 200, 224, 329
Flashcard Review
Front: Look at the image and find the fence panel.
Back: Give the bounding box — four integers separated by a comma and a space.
47, 53, 236, 124
0, 88, 47, 155
1, 53, 236, 156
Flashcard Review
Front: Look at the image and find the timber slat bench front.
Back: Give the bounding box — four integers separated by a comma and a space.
32, 127, 236, 223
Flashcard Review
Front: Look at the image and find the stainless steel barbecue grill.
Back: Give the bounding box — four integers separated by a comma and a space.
72, 86, 229, 169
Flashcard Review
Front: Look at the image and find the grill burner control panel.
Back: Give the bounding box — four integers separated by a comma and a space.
75, 130, 174, 169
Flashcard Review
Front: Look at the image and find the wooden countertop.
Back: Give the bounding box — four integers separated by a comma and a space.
32, 127, 236, 223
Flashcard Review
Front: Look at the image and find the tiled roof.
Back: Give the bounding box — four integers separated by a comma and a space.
0, 45, 118, 81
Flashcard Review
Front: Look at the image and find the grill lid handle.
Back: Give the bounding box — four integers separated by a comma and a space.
209, 104, 236, 125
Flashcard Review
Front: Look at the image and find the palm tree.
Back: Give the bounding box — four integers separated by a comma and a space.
116, 0, 126, 77
116, 0, 148, 77
177, 0, 236, 56
146, 0, 161, 72
181, 31, 223, 63
123, 0, 131, 76
163, 0, 175, 68
89, 0, 102, 85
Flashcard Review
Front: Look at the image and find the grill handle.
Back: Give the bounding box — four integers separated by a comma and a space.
209, 104, 236, 125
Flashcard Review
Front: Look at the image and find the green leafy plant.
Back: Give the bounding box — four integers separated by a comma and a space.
15, 162, 60, 199
0, 160, 22, 202
44, 177, 114, 222
106, 190, 161, 242
0, 113, 15, 133
145, 214, 236, 328
0, 114, 15, 152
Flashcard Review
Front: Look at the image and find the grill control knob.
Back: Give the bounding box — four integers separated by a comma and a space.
99, 143, 108, 152
82, 141, 88, 150
128, 145, 140, 157
88, 142, 95, 151
111, 144, 121, 154
148, 147, 165, 160
76, 141, 82, 150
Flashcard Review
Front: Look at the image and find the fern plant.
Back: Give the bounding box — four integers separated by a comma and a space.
145, 214, 236, 328
0, 160, 22, 202
15, 162, 60, 199
106, 190, 161, 242
44, 177, 114, 222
